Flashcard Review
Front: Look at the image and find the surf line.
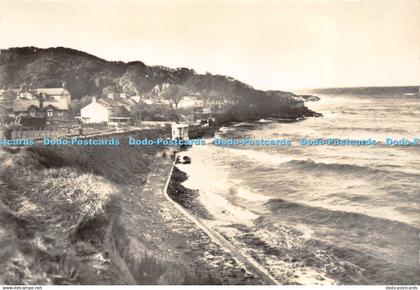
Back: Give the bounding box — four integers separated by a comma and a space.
162, 156, 281, 285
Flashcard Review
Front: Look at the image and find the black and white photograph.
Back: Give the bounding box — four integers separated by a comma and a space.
0, 0, 419, 287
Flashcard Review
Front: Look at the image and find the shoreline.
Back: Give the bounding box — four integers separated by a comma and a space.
166, 148, 341, 285
165, 119, 341, 285
164, 160, 277, 285
167, 162, 293, 284
166, 163, 281, 285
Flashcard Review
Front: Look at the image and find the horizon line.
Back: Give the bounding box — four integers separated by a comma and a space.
1, 45, 419, 92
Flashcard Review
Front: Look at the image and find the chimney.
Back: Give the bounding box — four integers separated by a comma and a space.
108, 93, 114, 99
20, 84, 28, 93
92, 96, 97, 103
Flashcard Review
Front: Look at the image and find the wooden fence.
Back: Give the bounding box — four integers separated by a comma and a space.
5, 123, 123, 140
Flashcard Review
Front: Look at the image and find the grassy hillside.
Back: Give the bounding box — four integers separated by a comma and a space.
0, 129, 227, 285
0, 46, 315, 120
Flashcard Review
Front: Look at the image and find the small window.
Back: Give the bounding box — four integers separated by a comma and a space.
29, 108, 36, 117
47, 110, 53, 117
58, 111, 64, 117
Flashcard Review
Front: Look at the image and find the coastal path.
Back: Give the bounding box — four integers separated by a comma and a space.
145, 156, 281, 285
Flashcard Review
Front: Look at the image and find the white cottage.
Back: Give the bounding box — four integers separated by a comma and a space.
80, 97, 132, 124
80, 97, 110, 123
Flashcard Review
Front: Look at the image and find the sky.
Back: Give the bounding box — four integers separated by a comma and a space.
0, 0, 419, 90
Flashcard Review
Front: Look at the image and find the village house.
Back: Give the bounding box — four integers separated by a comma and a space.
43, 99, 70, 122
142, 97, 169, 106
106, 93, 136, 112
13, 86, 72, 103
80, 96, 132, 125
12, 97, 70, 124
80, 97, 108, 123
7, 86, 71, 124
130, 95, 141, 103
177, 96, 204, 109
108, 92, 142, 104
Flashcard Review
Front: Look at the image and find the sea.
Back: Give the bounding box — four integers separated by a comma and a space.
176, 91, 420, 285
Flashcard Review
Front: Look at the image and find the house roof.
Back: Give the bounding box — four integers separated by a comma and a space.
110, 107, 131, 118
12, 98, 69, 112
96, 98, 131, 117
122, 99, 136, 106
97, 99, 113, 109
98, 98, 128, 108
4, 88, 70, 98
13, 100, 41, 112
30, 88, 70, 96
43, 99, 69, 111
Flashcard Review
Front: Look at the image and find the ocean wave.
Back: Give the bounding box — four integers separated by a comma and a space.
312, 125, 409, 133
251, 199, 420, 284
226, 148, 303, 164
285, 159, 383, 175
227, 146, 385, 176
265, 198, 419, 231
257, 118, 273, 123
285, 159, 420, 182
225, 148, 420, 178
231, 122, 259, 127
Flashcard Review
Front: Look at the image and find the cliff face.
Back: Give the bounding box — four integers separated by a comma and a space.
0, 46, 315, 119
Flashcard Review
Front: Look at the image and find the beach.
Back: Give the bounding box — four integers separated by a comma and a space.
170, 92, 420, 285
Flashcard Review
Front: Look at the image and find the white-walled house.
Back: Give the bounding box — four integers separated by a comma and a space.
80, 96, 132, 124
80, 97, 110, 123
177, 96, 204, 109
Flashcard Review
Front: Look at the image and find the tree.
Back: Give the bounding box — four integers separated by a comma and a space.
130, 103, 179, 122
161, 84, 188, 109
70, 95, 92, 116
119, 77, 137, 97
102, 85, 117, 97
